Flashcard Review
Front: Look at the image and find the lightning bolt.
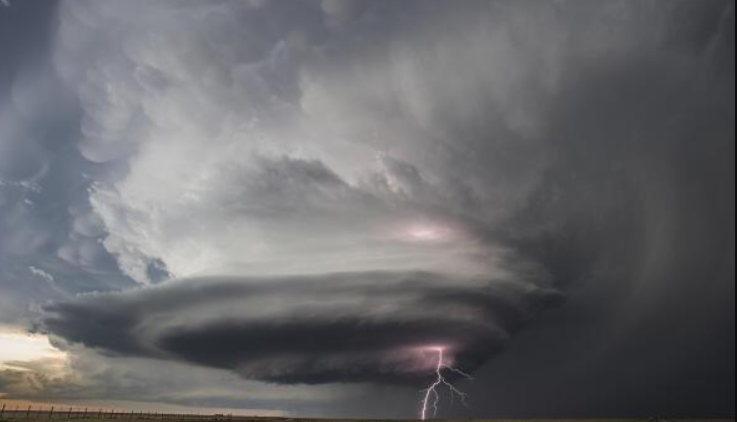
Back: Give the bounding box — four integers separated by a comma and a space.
419, 347, 473, 420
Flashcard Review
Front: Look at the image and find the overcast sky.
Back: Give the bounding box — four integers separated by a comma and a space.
0, 0, 734, 419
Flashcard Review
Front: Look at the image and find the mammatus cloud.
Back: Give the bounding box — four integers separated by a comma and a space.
0, 0, 137, 328
53, 0, 569, 285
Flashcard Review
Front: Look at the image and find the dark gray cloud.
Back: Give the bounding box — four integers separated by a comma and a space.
438, 0, 735, 418
0, 0, 733, 418
41, 272, 561, 385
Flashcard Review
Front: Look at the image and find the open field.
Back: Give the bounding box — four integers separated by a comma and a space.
1, 418, 734, 422
0, 406, 732, 422
2, 420, 736, 422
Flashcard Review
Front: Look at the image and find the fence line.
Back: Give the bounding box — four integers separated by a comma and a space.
0, 404, 234, 421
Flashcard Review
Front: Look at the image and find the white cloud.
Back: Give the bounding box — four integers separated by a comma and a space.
51, 1, 574, 286
29, 266, 54, 284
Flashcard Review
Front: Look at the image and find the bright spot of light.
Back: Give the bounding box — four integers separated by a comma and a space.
402, 222, 456, 243
0, 331, 65, 369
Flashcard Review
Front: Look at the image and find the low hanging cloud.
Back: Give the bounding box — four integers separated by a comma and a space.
42, 272, 562, 385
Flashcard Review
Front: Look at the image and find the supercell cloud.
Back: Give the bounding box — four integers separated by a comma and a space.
0, 0, 733, 418
41, 0, 571, 384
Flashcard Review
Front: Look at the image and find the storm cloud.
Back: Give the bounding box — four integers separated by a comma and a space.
0, 0, 733, 418
42, 272, 561, 385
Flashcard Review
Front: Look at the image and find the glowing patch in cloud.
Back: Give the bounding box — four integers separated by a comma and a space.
404, 223, 455, 243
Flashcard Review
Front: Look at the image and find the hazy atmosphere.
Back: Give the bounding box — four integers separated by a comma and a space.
0, 0, 734, 419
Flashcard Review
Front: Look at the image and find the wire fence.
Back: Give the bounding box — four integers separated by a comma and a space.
0, 404, 235, 421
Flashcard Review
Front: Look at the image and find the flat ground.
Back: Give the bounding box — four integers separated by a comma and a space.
2, 418, 735, 422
